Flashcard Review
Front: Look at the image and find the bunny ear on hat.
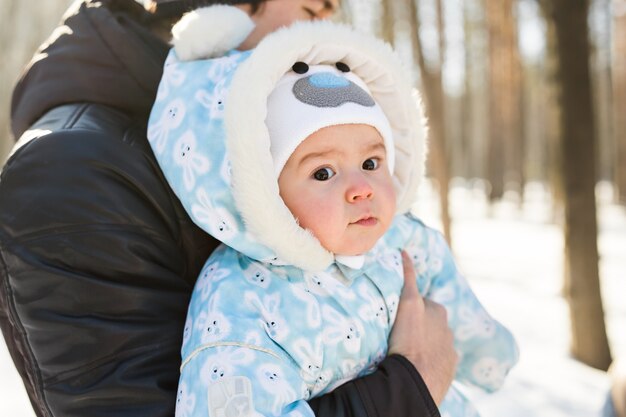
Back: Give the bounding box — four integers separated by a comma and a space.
171, 5, 255, 61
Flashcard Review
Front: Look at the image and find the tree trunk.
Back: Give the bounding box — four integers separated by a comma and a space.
590, 0, 613, 186
540, 0, 612, 370
614, 0, 626, 204
409, 0, 452, 245
421, 69, 452, 245
485, 0, 523, 201
543, 16, 564, 221
484, 0, 505, 200
431, 0, 452, 246
463, 0, 489, 182
381, 0, 452, 245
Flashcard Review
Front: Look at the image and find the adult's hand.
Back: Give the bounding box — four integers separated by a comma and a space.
388, 251, 458, 405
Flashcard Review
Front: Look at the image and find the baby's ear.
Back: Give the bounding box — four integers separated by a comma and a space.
171, 5, 255, 61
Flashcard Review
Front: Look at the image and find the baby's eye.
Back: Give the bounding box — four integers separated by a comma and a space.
313, 167, 335, 181
362, 158, 379, 171
303, 7, 317, 19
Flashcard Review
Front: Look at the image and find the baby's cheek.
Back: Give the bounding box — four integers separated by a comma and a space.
303, 203, 344, 247
383, 181, 397, 208
379, 187, 397, 224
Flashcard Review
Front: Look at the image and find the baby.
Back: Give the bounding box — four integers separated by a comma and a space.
148, 8, 518, 417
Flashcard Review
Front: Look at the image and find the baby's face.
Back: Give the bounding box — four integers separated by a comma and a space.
278, 124, 396, 256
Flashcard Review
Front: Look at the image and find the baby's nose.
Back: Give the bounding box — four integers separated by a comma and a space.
346, 176, 374, 202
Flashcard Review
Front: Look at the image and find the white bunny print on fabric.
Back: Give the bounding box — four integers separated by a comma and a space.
385, 294, 400, 324
149, 48, 282, 265
356, 281, 388, 328
302, 272, 329, 297
182, 315, 194, 348
290, 283, 322, 328
156, 55, 187, 102
195, 293, 232, 344
244, 292, 289, 343
304, 270, 357, 301
196, 78, 228, 120
177, 214, 518, 417
148, 98, 186, 155
470, 356, 513, 391
191, 187, 240, 242
255, 362, 300, 414
146, 19, 518, 417
173, 131, 211, 191
321, 305, 363, 354
199, 346, 255, 385
195, 260, 231, 302
241, 261, 272, 289
291, 337, 324, 387
175, 381, 196, 417
377, 249, 403, 275
456, 304, 498, 341
206, 54, 242, 81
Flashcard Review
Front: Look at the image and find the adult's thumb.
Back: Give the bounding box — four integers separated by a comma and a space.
400, 251, 423, 304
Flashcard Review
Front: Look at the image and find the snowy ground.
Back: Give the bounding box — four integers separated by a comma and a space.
1, 181, 623, 416
414, 180, 622, 417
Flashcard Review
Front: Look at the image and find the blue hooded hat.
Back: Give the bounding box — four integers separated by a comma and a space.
148, 7, 427, 272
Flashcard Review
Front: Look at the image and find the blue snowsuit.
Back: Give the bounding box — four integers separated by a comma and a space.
147, 20, 519, 417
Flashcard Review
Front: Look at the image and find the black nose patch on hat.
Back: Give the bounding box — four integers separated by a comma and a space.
292, 72, 376, 108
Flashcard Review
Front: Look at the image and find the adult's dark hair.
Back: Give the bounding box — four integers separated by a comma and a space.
147, 0, 268, 19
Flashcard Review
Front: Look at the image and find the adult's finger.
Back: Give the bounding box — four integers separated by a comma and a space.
388, 250, 457, 405
400, 251, 422, 301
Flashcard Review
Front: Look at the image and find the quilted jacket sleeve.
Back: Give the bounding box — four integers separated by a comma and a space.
0, 106, 440, 417
0, 105, 217, 417
309, 354, 440, 417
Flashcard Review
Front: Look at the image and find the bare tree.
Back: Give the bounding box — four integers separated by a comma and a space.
589, 0, 614, 188
382, 0, 453, 244
414, 0, 453, 244
461, 0, 489, 183
485, 0, 524, 201
539, 0, 612, 370
614, 0, 626, 203
543, 11, 564, 220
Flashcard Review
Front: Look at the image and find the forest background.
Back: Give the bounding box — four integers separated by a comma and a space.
0, 0, 624, 415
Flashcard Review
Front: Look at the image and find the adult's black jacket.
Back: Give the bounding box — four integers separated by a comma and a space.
0, 1, 439, 416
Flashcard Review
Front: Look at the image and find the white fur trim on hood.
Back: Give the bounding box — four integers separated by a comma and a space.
150, 19, 427, 272
171, 5, 255, 61
225, 21, 427, 272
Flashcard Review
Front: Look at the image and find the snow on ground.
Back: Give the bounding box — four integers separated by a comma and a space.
414, 180, 622, 417
1, 181, 623, 416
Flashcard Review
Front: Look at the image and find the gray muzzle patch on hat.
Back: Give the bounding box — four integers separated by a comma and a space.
292, 72, 376, 108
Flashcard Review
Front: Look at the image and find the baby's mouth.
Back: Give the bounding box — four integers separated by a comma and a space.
353, 216, 378, 226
